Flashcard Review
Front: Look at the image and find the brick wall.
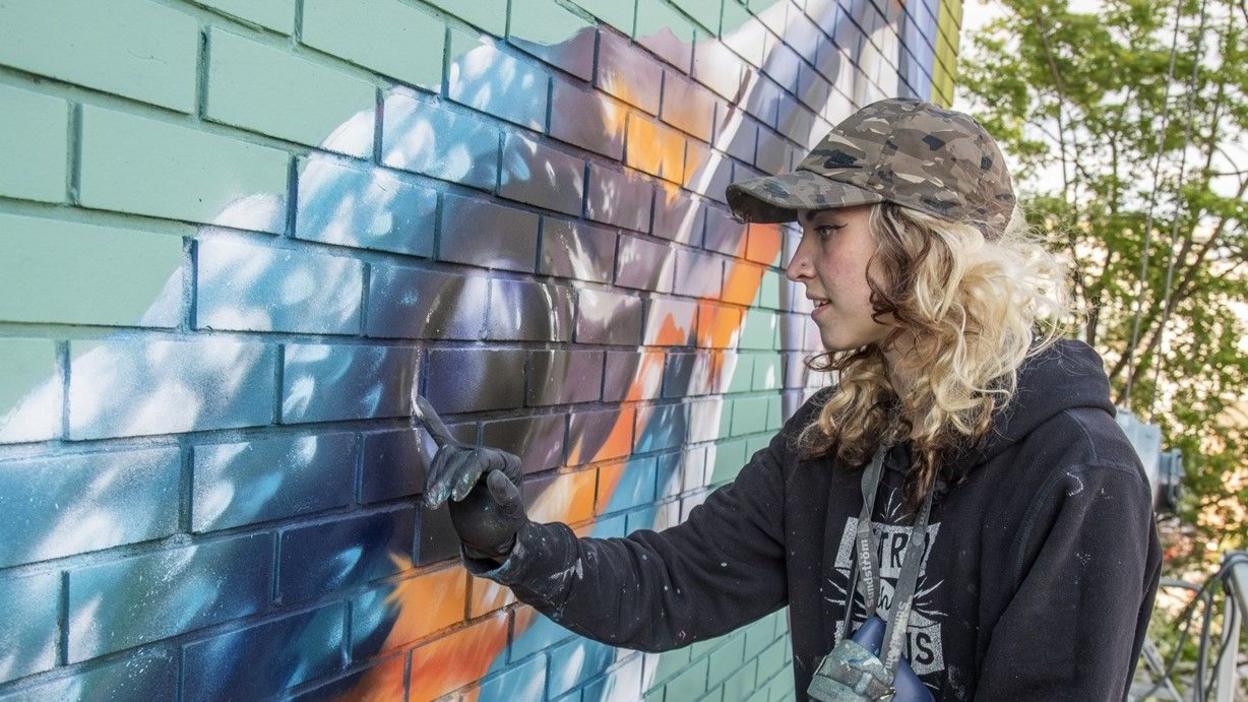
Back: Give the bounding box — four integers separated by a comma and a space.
0, 0, 962, 700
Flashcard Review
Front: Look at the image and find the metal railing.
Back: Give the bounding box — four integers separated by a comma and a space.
1132, 552, 1248, 701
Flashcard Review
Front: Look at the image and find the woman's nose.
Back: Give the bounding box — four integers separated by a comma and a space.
785, 248, 813, 282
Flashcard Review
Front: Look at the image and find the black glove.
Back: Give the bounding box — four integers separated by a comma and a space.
413, 394, 528, 563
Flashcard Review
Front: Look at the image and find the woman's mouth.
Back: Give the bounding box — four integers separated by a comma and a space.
811, 298, 830, 317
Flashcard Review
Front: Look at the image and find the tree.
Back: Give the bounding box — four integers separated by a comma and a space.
957, 0, 1247, 566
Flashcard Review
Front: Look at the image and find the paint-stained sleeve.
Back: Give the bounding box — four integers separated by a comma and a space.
461, 392, 828, 653
974, 463, 1162, 701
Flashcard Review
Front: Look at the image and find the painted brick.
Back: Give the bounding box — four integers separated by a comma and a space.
661, 74, 717, 142
663, 353, 696, 398
575, 288, 644, 345
0, 571, 59, 683
645, 297, 698, 347
708, 437, 748, 483
0, 448, 179, 568
646, 646, 692, 688
777, 94, 819, 147
350, 567, 467, 658
470, 572, 518, 617
79, 106, 288, 234
289, 656, 406, 701
723, 262, 765, 306
524, 467, 596, 522
360, 428, 433, 503
674, 0, 723, 32
603, 349, 664, 402
683, 143, 734, 205
366, 265, 489, 340
183, 604, 346, 702
0, 338, 58, 444
708, 634, 747, 688
421, 0, 508, 35
626, 113, 686, 183
664, 653, 709, 700
480, 653, 548, 701
721, 0, 756, 37
730, 395, 770, 436
754, 127, 792, 175
509, 0, 596, 81
596, 30, 662, 115
547, 636, 619, 698
714, 105, 758, 164
568, 404, 635, 464
634, 0, 696, 72
539, 218, 617, 284
448, 29, 549, 131
0, 0, 196, 112
549, 78, 627, 160
67, 534, 273, 661
440, 194, 541, 273
0, 213, 183, 328
281, 343, 420, 423
693, 38, 748, 101
295, 155, 437, 257
652, 193, 704, 246
742, 73, 783, 128
0, 84, 66, 202
752, 353, 782, 391
0, 647, 176, 701
417, 500, 460, 564
616, 234, 675, 292
738, 308, 777, 350
408, 612, 510, 699
686, 396, 727, 443
634, 402, 685, 452
745, 222, 783, 265
193, 0, 295, 33
302, 0, 444, 89
278, 508, 416, 602
192, 433, 354, 532
797, 60, 834, 114
382, 89, 501, 192
499, 133, 586, 216
207, 29, 375, 158
586, 163, 653, 232
485, 279, 575, 342
697, 301, 742, 350
572, 0, 636, 31
527, 350, 604, 406
752, 269, 782, 310
673, 248, 723, 298
424, 348, 527, 414
481, 413, 567, 473
704, 206, 748, 256
196, 236, 363, 334
68, 338, 276, 440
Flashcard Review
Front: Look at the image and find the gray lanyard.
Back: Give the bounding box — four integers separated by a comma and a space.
848, 442, 936, 673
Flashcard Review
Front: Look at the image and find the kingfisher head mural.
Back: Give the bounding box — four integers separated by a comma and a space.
0, 0, 957, 699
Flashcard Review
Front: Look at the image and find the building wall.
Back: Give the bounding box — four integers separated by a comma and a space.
0, 0, 962, 699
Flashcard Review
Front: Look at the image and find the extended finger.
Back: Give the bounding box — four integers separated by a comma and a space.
450, 449, 489, 502
422, 447, 454, 509
411, 394, 457, 448
440, 448, 479, 504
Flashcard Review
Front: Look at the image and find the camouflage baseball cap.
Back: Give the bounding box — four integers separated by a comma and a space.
726, 97, 1016, 238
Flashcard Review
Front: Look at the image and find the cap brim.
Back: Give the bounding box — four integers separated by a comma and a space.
725, 170, 886, 223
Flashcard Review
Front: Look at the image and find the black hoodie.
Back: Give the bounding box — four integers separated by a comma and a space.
465, 339, 1163, 700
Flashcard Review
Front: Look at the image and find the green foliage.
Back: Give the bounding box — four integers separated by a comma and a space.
958, 0, 1247, 564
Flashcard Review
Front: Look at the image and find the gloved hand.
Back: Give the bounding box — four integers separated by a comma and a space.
413, 394, 528, 563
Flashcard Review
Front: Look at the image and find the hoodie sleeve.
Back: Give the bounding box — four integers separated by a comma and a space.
975, 462, 1162, 701
459, 394, 821, 653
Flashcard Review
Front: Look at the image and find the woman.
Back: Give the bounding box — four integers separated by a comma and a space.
417, 98, 1162, 700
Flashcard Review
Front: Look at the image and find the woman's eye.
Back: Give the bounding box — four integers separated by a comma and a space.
815, 225, 843, 239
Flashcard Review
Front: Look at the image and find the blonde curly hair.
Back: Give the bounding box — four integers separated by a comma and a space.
791, 201, 1080, 509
